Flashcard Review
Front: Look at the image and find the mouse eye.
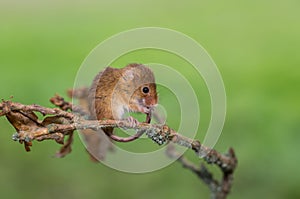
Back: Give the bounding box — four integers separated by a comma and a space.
142, 86, 149, 94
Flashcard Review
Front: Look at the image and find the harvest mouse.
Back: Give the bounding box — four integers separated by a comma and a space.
88, 63, 158, 136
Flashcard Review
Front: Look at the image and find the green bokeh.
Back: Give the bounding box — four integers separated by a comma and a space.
0, 0, 299, 198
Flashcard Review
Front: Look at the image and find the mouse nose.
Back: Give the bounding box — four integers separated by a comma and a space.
146, 97, 157, 107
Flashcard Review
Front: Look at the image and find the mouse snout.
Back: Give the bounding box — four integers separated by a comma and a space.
144, 96, 158, 107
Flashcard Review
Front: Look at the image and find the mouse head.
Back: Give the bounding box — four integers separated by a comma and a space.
120, 63, 158, 114
129, 82, 158, 114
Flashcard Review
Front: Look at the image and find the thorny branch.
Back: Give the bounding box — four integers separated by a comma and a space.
0, 94, 237, 199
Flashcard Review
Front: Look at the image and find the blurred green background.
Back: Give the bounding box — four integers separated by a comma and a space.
1, 0, 299, 198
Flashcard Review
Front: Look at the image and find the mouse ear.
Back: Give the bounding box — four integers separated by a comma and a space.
123, 69, 134, 81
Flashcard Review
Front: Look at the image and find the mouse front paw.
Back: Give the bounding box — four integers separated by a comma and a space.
124, 116, 139, 129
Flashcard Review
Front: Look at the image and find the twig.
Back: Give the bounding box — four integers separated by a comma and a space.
166, 144, 237, 199
0, 96, 237, 199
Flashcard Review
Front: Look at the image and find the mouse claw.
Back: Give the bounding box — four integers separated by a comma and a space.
125, 116, 139, 128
